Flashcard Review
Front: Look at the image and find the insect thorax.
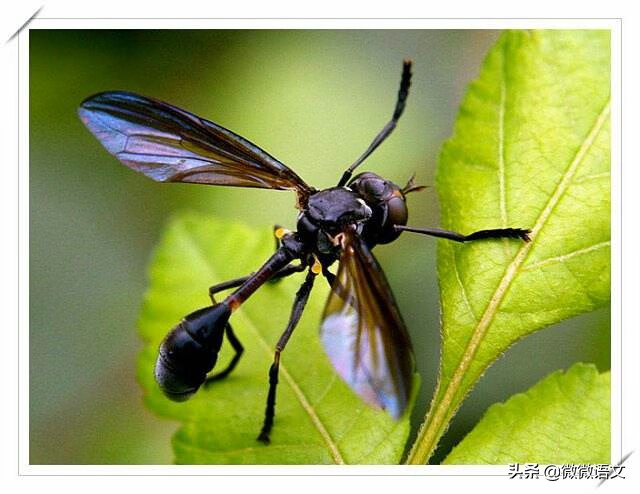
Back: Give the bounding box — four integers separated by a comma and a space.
296, 187, 369, 255
296, 173, 409, 258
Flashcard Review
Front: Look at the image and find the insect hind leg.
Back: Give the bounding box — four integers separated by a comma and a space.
203, 289, 244, 385
204, 263, 306, 385
205, 324, 244, 384
337, 60, 413, 187
208, 262, 305, 303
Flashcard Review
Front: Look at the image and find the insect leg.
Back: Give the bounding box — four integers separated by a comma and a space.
257, 269, 317, 444
204, 262, 306, 383
209, 263, 306, 304
337, 60, 413, 187
321, 265, 336, 288
395, 225, 531, 243
204, 324, 244, 384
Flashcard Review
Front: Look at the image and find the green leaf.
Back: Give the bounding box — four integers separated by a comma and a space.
408, 30, 610, 463
443, 363, 610, 464
137, 212, 414, 464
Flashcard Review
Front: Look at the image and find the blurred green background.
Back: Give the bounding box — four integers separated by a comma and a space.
29, 29, 610, 464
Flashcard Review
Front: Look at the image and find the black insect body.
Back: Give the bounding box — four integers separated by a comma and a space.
79, 61, 530, 444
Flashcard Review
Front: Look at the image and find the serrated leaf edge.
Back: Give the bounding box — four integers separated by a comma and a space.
407, 97, 611, 464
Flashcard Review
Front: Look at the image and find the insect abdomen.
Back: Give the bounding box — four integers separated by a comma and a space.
154, 303, 230, 401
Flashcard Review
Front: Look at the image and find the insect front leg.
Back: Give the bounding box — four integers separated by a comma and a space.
258, 269, 317, 444
395, 225, 531, 243
337, 60, 413, 187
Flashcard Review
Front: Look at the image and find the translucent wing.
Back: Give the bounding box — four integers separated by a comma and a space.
320, 232, 415, 418
78, 91, 313, 199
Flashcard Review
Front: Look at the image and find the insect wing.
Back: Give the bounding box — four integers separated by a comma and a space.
78, 91, 312, 197
320, 233, 414, 418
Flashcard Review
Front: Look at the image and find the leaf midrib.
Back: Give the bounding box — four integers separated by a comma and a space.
442, 97, 610, 427
408, 97, 611, 463
180, 226, 345, 464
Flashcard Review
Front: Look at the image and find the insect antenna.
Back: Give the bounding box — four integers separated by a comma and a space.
401, 172, 428, 195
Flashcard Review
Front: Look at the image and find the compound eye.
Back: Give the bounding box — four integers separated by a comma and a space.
375, 195, 408, 245
386, 195, 408, 228
363, 177, 386, 198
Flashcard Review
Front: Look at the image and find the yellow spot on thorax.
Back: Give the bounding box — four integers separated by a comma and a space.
311, 255, 322, 274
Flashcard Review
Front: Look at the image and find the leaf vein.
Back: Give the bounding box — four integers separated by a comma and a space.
574, 171, 610, 184
449, 241, 478, 322
182, 226, 346, 464
523, 240, 610, 271
416, 97, 611, 459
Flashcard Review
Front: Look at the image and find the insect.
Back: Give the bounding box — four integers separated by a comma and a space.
78, 61, 530, 444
